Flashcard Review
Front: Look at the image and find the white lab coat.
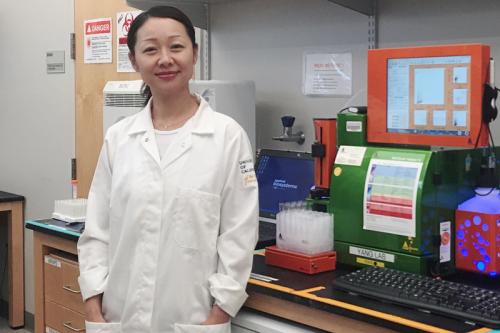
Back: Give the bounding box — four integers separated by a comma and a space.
78, 96, 259, 333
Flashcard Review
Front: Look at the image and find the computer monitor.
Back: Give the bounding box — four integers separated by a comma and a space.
367, 44, 490, 147
255, 149, 314, 222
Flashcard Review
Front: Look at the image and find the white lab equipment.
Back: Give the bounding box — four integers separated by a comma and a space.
102, 80, 147, 137
276, 201, 333, 255
190, 80, 256, 152
52, 198, 87, 223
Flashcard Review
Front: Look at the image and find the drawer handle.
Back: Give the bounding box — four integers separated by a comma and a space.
63, 285, 81, 294
63, 321, 85, 332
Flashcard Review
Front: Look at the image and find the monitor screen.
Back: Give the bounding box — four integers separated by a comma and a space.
256, 150, 314, 220
368, 44, 490, 147
388, 55, 471, 136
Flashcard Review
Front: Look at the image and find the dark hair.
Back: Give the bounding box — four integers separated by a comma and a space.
127, 6, 198, 104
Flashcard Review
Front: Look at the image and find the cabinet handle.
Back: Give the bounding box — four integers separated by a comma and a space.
63, 321, 85, 332
63, 285, 81, 294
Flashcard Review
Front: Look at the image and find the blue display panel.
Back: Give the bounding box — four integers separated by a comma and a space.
256, 154, 314, 219
387, 55, 471, 136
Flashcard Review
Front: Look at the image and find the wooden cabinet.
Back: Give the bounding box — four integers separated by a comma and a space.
44, 254, 86, 332
33, 230, 82, 333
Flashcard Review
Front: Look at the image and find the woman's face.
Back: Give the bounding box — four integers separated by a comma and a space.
129, 17, 197, 97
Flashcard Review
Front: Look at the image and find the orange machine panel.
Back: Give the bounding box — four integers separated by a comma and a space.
367, 44, 490, 148
313, 118, 337, 189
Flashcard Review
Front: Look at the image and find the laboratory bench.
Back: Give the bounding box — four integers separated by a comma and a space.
247, 254, 498, 333
0, 191, 24, 328
26, 219, 498, 333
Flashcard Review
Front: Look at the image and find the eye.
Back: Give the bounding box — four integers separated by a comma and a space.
170, 44, 185, 51
143, 47, 157, 54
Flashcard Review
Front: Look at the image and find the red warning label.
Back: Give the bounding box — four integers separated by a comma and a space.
85, 20, 111, 35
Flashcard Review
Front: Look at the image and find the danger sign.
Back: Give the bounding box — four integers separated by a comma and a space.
116, 11, 142, 72
83, 17, 112, 64
85, 21, 111, 35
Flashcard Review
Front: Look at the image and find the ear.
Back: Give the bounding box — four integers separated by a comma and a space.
129, 52, 139, 72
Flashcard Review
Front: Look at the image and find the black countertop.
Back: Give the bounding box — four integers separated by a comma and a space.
0, 191, 24, 203
25, 219, 82, 242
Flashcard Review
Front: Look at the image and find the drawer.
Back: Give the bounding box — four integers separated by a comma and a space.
44, 254, 85, 314
46, 299, 86, 333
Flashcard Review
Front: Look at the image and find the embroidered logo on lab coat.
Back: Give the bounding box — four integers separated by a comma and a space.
239, 159, 257, 187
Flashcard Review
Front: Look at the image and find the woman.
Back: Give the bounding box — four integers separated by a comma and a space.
77, 6, 259, 333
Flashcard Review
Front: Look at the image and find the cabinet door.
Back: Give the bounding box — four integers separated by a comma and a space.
45, 300, 86, 333
44, 254, 85, 314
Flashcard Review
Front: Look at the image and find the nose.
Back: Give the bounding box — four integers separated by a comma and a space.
158, 49, 173, 66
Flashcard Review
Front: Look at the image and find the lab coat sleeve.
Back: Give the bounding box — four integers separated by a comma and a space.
208, 124, 259, 317
77, 139, 113, 301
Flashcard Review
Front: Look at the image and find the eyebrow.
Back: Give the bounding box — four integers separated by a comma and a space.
141, 34, 183, 42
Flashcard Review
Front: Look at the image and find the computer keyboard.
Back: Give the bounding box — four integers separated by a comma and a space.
332, 266, 500, 329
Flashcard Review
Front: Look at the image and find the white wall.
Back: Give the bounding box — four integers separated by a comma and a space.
0, 0, 75, 314
211, 0, 368, 150
210, 0, 500, 149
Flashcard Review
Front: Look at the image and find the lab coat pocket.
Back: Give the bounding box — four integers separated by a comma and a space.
173, 187, 221, 250
85, 320, 121, 333
174, 321, 231, 333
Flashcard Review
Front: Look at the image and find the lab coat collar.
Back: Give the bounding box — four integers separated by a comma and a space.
190, 95, 215, 135
127, 94, 215, 136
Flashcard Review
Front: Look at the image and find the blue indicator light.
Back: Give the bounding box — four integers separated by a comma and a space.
465, 219, 471, 227
478, 237, 485, 245
484, 255, 491, 263
457, 230, 465, 239
461, 249, 468, 257
480, 248, 486, 255
482, 223, 489, 232
476, 261, 485, 271
458, 241, 463, 247
489, 272, 497, 276
473, 215, 481, 225
475, 232, 480, 237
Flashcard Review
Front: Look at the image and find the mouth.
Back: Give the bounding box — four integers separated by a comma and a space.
155, 71, 179, 80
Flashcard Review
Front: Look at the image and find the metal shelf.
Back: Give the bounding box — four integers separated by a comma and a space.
126, 0, 377, 28
328, 0, 375, 16
125, 0, 378, 77
127, 0, 210, 29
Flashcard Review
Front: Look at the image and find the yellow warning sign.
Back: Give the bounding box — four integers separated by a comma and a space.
356, 257, 385, 267
402, 241, 418, 252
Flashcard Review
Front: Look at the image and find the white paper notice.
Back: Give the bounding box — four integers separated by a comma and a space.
303, 52, 352, 96
334, 146, 367, 166
363, 159, 422, 237
84, 18, 112, 64
117, 11, 142, 72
